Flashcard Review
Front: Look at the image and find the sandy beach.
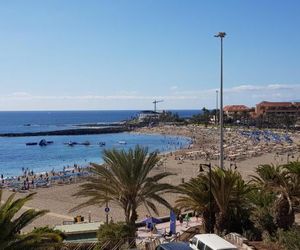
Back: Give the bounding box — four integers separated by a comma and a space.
2, 125, 300, 232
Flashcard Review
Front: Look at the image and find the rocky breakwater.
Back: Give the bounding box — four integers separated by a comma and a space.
0, 126, 131, 137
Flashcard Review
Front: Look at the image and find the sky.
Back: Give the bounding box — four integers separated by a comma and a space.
0, 0, 300, 111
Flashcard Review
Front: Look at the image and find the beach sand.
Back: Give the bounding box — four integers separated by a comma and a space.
2, 125, 300, 232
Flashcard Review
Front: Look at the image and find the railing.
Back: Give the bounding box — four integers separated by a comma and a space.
61, 226, 200, 250
224, 233, 255, 250
63, 242, 97, 250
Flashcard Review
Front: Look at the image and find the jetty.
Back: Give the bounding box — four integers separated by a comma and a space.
0, 126, 130, 137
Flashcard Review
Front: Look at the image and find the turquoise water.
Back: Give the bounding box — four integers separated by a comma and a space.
0, 110, 197, 177
0, 132, 190, 177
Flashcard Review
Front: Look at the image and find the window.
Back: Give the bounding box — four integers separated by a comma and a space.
191, 237, 197, 245
197, 241, 205, 250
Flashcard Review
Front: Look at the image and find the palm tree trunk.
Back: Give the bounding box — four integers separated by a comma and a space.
215, 212, 228, 234
125, 205, 138, 248
275, 197, 295, 230
202, 208, 214, 233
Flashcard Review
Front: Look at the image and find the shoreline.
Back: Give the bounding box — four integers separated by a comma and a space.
1, 124, 300, 232
3, 124, 298, 183
0, 131, 192, 178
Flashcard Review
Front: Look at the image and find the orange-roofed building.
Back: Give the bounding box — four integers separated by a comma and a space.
223, 105, 251, 119
255, 101, 300, 117
224, 105, 250, 112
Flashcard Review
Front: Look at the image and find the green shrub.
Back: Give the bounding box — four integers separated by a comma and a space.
262, 226, 300, 250
95, 222, 133, 250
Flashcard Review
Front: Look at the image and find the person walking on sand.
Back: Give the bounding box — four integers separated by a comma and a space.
179, 214, 184, 227
195, 211, 199, 222
184, 213, 190, 227
110, 217, 114, 224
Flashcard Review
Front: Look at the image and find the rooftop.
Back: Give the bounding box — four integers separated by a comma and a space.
192, 234, 237, 249
257, 101, 300, 107
223, 105, 250, 112
140, 110, 160, 114
54, 222, 103, 234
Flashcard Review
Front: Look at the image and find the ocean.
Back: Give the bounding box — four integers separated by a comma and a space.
0, 110, 198, 177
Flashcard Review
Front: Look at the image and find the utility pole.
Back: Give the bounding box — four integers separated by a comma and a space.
215, 90, 219, 125
215, 32, 226, 169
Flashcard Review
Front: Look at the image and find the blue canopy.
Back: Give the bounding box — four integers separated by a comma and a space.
142, 216, 161, 225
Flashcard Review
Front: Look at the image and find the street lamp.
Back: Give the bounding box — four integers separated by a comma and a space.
215, 32, 226, 169
199, 163, 212, 233
215, 90, 219, 125
103, 164, 109, 225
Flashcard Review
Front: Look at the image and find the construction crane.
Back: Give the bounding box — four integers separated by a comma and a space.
153, 100, 163, 112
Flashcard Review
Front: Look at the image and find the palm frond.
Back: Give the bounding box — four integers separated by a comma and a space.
72, 145, 175, 229
0, 191, 63, 250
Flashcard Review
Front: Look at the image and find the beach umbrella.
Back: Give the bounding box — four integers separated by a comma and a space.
170, 210, 176, 234
142, 216, 161, 225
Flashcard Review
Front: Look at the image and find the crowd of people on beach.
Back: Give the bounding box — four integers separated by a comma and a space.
158, 136, 193, 152
137, 125, 300, 164
2, 125, 299, 193
0, 164, 90, 192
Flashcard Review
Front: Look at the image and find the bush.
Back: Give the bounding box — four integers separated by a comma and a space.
262, 226, 300, 250
32, 226, 66, 239
95, 222, 133, 250
276, 227, 300, 250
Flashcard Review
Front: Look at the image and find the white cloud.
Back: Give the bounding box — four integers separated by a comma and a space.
2, 93, 198, 101
224, 84, 300, 106
10, 92, 31, 97
228, 84, 298, 93
267, 84, 293, 90
2, 83, 300, 110
229, 85, 262, 92
116, 90, 139, 95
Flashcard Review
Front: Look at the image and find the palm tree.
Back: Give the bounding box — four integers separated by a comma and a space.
72, 146, 175, 243
176, 176, 215, 233
176, 167, 251, 234
248, 188, 277, 235
284, 161, 300, 207
210, 168, 251, 233
250, 162, 300, 229
0, 190, 64, 250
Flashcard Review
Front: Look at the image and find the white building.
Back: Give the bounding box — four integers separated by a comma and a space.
138, 110, 160, 122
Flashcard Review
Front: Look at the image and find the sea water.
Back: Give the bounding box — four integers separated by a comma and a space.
0, 110, 198, 177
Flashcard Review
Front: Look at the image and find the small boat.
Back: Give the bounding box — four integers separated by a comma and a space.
81, 141, 90, 146
118, 141, 127, 145
64, 141, 76, 146
26, 142, 38, 146
39, 139, 47, 146
98, 142, 106, 146
46, 141, 54, 144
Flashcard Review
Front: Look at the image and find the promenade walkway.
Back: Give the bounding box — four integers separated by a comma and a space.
136, 216, 202, 247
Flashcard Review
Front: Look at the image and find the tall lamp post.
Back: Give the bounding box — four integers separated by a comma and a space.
104, 164, 109, 225
215, 90, 219, 125
215, 32, 226, 169
199, 163, 212, 233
